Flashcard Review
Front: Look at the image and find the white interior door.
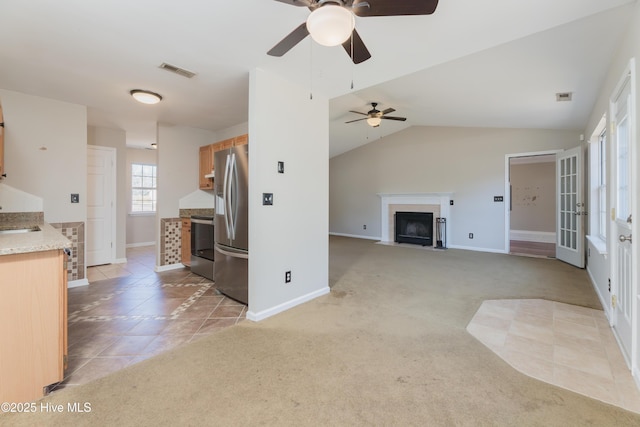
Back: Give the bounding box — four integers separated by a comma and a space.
610, 68, 634, 363
556, 146, 585, 268
87, 146, 115, 266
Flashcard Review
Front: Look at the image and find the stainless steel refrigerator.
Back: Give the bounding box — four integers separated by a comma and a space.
214, 144, 249, 304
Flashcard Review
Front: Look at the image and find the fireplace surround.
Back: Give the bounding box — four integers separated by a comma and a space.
378, 193, 453, 244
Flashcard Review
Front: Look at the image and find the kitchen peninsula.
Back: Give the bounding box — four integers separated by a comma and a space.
0, 212, 71, 403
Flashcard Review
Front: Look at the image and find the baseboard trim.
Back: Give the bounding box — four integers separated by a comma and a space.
586, 266, 611, 322
246, 286, 330, 322
510, 230, 555, 243
329, 232, 380, 241
126, 242, 155, 248
448, 244, 507, 254
68, 278, 89, 288
113, 258, 127, 264
155, 263, 186, 272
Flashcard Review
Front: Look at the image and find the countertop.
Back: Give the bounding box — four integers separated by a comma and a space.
0, 222, 71, 256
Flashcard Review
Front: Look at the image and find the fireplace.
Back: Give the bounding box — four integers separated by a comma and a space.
395, 212, 433, 246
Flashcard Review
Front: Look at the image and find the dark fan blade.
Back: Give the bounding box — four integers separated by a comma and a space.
381, 116, 407, 121
381, 108, 396, 115
345, 117, 368, 124
267, 22, 309, 57
341, 28, 371, 64
272, 0, 313, 7
348, 110, 368, 116
353, 0, 438, 17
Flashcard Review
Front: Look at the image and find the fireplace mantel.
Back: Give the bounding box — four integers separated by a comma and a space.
377, 193, 453, 243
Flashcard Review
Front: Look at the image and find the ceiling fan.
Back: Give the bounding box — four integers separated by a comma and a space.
345, 102, 406, 127
268, 0, 439, 64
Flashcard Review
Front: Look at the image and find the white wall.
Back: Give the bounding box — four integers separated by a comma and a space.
87, 126, 127, 259
247, 68, 329, 320
156, 124, 215, 264
0, 89, 86, 223
215, 122, 248, 141
126, 147, 157, 246
330, 126, 580, 252
583, 0, 640, 376
510, 161, 556, 233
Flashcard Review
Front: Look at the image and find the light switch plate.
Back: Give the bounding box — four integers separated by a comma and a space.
71, 193, 80, 203
262, 193, 273, 206
277, 161, 284, 174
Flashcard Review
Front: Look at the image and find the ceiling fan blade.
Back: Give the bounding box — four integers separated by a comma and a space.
348, 110, 368, 116
267, 22, 310, 57
345, 118, 368, 124
381, 116, 407, 121
353, 0, 439, 17
381, 108, 396, 115
341, 28, 371, 64
272, 0, 313, 7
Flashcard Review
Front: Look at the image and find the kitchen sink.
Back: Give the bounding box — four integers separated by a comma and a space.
0, 226, 41, 235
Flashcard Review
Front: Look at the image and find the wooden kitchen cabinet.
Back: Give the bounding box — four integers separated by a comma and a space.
0, 249, 67, 403
199, 144, 214, 190
181, 217, 191, 266
233, 134, 248, 146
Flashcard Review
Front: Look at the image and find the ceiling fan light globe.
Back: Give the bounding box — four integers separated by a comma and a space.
367, 117, 382, 127
306, 5, 355, 47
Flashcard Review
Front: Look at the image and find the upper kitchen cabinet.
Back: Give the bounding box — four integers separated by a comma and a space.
0, 101, 4, 178
199, 144, 214, 190
213, 138, 234, 152
233, 134, 248, 147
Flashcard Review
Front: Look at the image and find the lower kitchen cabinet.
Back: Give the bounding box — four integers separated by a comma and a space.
0, 249, 67, 403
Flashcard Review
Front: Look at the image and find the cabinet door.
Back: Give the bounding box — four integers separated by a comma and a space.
199, 145, 213, 189
181, 218, 191, 266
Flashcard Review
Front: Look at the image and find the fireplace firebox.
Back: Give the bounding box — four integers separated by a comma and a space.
394, 212, 433, 246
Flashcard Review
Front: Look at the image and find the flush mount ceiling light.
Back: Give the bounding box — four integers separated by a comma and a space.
130, 89, 163, 105
306, 2, 355, 47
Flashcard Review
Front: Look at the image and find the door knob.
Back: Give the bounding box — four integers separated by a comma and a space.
627, 214, 633, 224
619, 234, 632, 243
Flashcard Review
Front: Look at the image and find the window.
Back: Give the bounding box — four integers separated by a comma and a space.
597, 129, 607, 240
131, 163, 156, 213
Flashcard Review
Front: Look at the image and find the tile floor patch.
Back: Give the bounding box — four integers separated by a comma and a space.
467, 299, 640, 414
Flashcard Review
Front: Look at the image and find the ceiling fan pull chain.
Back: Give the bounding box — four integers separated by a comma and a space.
350, 32, 354, 89
309, 37, 313, 100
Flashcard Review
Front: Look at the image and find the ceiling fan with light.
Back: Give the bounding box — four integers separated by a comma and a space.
267, 0, 439, 64
345, 102, 406, 127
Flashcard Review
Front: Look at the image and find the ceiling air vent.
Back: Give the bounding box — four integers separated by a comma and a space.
556, 92, 572, 102
159, 62, 196, 79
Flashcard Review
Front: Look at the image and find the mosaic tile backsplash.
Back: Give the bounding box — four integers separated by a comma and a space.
50, 222, 85, 282
160, 217, 182, 266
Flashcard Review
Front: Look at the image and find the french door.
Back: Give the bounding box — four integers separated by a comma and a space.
556, 146, 585, 268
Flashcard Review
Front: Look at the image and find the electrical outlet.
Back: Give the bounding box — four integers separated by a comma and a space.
278, 161, 284, 174
450, 200, 454, 206
469, 233, 474, 239
262, 193, 273, 206
494, 196, 504, 202
285, 271, 291, 283
363, 224, 367, 230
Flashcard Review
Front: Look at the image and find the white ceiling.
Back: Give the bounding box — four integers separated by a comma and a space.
0, 0, 635, 157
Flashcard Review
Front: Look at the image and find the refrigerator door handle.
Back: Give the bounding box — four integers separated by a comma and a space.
230, 152, 239, 240
215, 244, 249, 260
223, 153, 232, 238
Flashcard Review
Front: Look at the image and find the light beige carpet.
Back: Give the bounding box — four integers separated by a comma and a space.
2, 236, 639, 426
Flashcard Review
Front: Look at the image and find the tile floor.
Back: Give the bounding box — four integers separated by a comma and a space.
467, 299, 640, 414
54, 246, 245, 393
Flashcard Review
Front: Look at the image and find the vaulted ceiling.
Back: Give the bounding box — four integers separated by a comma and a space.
0, 0, 635, 157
